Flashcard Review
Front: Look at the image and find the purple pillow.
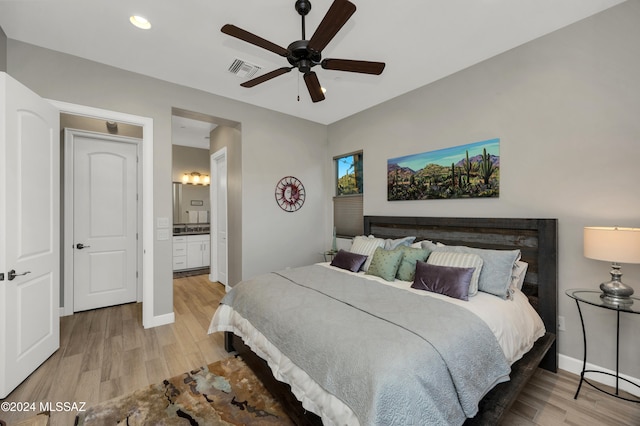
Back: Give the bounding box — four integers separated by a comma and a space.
411, 261, 474, 301
330, 249, 368, 272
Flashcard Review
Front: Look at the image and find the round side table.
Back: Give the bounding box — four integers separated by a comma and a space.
566, 289, 640, 403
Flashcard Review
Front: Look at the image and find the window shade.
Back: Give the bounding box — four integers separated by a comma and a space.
333, 195, 363, 237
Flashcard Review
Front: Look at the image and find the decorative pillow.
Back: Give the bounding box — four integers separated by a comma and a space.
394, 246, 431, 282
411, 261, 474, 301
350, 235, 385, 271
419, 240, 444, 251
330, 249, 368, 272
427, 251, 483, 296
383, 236, 416, 250
433, 245, 520, 299
366, 248, 404, 281
511, 260, 528, 290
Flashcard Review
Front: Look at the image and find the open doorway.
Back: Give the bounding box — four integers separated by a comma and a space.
171, 107, 241, 290
171, 114, 214, 279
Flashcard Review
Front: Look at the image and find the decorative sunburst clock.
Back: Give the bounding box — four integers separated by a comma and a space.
275, 176, 305, 212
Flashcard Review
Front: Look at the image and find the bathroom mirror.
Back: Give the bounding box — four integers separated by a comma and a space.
172, 182, 210, 224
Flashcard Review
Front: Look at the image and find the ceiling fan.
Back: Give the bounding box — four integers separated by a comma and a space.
221, 0, 385, 103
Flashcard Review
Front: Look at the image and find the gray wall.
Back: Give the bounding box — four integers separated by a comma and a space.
7, 39, 328, 318
0, 25, 6, 72
61, 113, 143, 138
172, 145, 210, 183
210, 125, 243, 286
328, 1, 640, 378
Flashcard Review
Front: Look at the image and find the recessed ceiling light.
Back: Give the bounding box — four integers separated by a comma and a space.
130, 15, 151, 30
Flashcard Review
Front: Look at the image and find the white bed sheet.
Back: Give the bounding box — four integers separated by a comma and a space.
208, 263, 546, 425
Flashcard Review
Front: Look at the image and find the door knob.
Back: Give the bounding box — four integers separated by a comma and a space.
76, 243, 91, 249
8, 269, 31, 281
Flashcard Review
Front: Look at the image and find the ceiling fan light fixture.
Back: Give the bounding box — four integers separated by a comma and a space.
130, 15, 151, 30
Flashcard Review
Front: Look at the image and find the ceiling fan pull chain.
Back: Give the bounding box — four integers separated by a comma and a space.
297, 73, 301, 101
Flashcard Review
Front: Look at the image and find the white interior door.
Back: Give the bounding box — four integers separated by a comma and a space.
0, 73, 60, 398
67, 130, 138, 312
217, 159, 227, 285
210, 148, 228, 287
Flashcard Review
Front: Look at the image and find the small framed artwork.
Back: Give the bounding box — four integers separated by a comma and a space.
190, 200, 204, 206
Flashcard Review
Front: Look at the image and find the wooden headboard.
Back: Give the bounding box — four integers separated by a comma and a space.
364, 216, 558, 371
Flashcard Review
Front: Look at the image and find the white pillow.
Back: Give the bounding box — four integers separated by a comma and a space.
426, 251, 484, 296
350, 235, 385, 271
511, 260, 528, 290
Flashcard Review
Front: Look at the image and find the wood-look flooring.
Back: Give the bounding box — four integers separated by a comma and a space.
1, 275, 639, 425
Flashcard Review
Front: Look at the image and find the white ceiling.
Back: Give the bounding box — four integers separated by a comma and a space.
0, 0, 626, 125
171, 115, 216, 149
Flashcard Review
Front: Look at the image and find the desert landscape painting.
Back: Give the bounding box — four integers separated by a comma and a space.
388, 138, 500, 201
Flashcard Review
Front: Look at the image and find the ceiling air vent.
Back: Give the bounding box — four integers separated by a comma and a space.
228, 59, 262, 79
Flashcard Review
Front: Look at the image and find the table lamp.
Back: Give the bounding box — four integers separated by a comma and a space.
584, 226, 640, 305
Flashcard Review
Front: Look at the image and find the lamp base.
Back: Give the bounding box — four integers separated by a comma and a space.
599, 263, 634, 305
600, 292, 634, 306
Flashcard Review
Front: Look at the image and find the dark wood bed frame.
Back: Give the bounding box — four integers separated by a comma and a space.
225, 216, 558, 425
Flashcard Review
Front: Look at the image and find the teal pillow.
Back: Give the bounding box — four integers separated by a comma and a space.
366, 248, 404, 281
395, 246, 431, 281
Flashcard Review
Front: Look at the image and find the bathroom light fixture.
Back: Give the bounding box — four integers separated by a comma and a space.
130, 15, 151, 30
182, 172, 210, 185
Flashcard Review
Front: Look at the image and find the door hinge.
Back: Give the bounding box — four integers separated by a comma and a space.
136, 271, 139, 278
0, 272, 4, 281
136, 233, 139, 240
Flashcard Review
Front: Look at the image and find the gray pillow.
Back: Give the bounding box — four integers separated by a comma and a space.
384, 236, 416, 250
411, 261, 474, 301
330, 249, 368, 272
433, 245, 520, 299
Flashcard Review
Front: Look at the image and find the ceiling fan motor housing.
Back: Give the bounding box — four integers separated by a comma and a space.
287, 40, 321, 72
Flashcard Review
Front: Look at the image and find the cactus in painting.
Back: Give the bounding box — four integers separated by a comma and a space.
479, 148, 496, 185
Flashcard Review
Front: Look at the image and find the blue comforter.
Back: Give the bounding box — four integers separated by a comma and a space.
220, 265, 511, 425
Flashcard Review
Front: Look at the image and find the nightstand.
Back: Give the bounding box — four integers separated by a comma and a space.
323, 249, 338, 262
566, 289, 640, 403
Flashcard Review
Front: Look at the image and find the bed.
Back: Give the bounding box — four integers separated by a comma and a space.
209, 216, 558, 425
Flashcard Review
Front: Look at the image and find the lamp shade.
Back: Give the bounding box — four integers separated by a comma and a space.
584, 227, 640, 264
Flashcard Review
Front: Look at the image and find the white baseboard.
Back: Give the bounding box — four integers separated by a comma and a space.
59, 305, 175, 328
559, 354, 640, 397
143, 311, 175, 329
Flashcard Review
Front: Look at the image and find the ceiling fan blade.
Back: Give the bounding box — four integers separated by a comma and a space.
221, 24, 288, 57
304, 72, 325, 103
322, 59, 385, 75
307, 0, 356, 53
241, 67, 293, 88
